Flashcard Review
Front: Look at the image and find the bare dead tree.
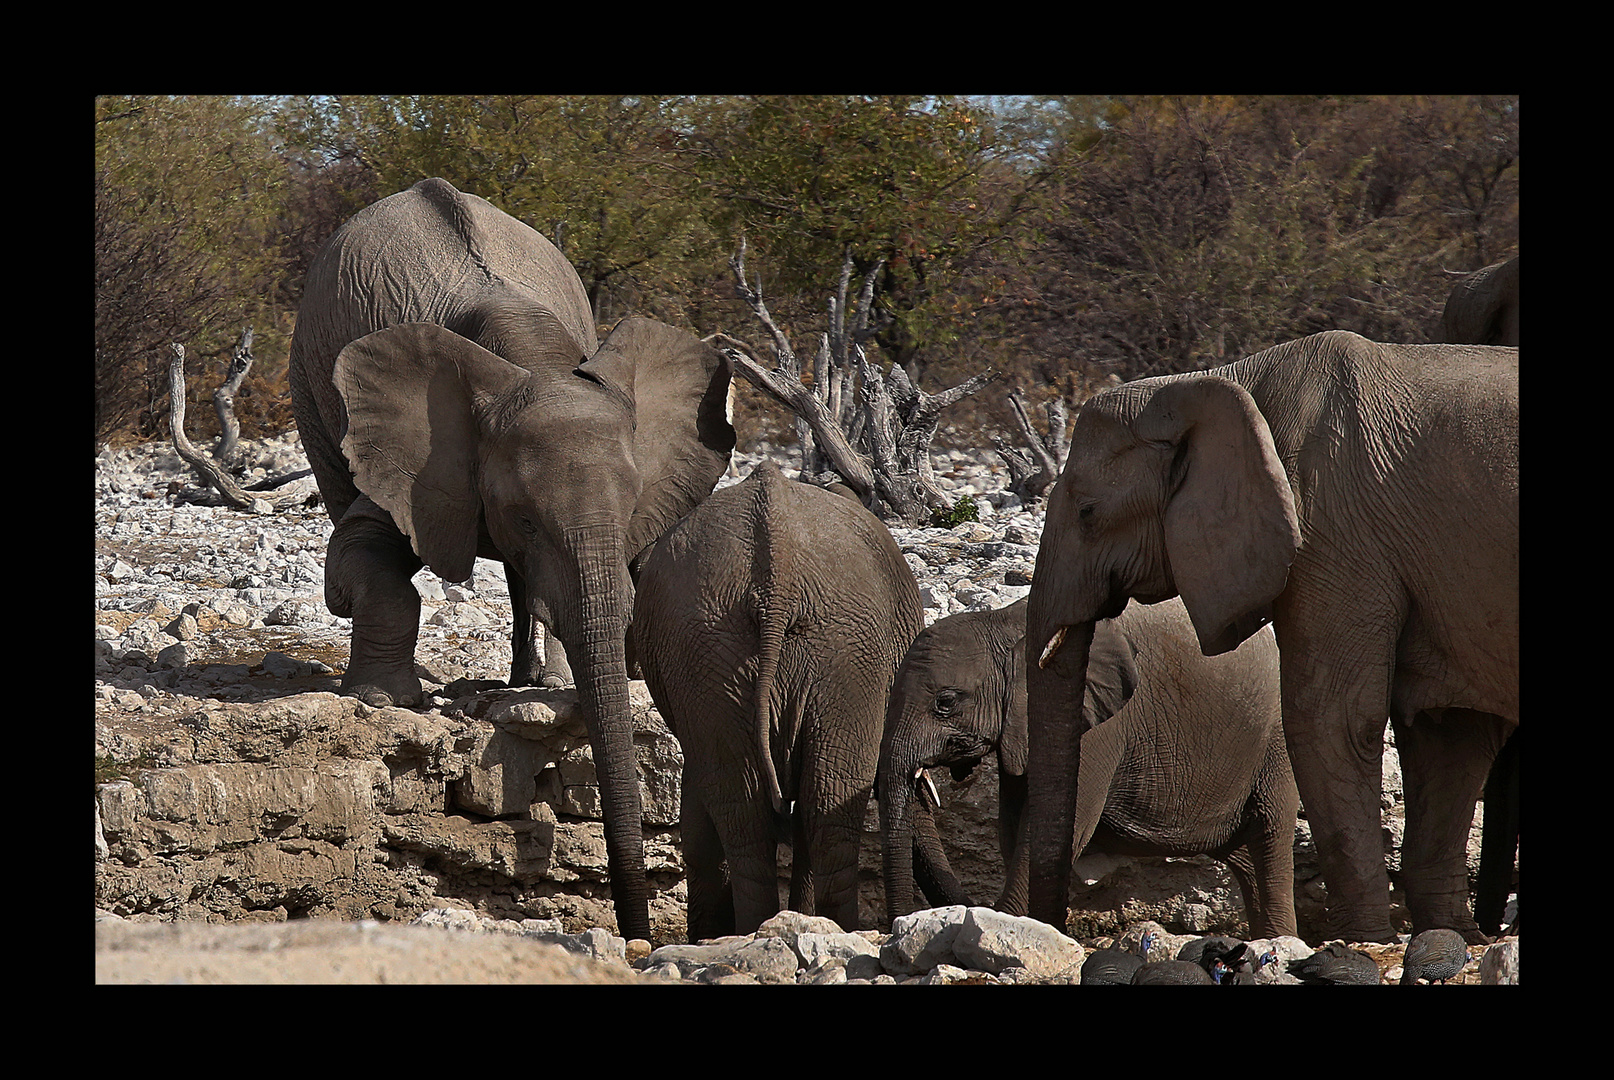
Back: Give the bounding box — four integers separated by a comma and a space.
167, 343, 317, 512
992, 387, 1070, 501
711, 239, 996, 526
212, 327, 254, 468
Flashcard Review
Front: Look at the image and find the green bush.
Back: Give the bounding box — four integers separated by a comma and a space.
931, 494, 980, 528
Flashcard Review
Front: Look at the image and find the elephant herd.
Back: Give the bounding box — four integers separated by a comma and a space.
288, 180, 1519, 948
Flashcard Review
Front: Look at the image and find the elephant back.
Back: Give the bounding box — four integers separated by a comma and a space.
299, 178, 596, 364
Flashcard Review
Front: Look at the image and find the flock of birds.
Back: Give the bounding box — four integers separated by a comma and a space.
1080, 929, 1474, 986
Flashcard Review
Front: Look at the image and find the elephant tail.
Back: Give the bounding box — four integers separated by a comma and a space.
750, 462, 798, 820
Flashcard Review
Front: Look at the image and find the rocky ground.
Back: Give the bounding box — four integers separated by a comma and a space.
94, 432, 1517, 984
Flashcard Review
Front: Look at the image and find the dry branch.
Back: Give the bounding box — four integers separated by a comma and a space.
992, 387, 1070, 501
714, 240, 996, 525
167, 343, 316, 513
211, 327, 254, 467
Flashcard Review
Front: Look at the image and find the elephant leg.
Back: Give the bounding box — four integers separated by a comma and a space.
680, 783, 735, 943
503, 561, 573, 688
1226, 744, 1301, 939
325, 497, 425, 708
1219, 824, 1298, 939
1392, 707, 1510, 944
1274, 598, 1399, 943
540, 625, 573, 688
1475, 726, 1520, 936
794, 749, 871, 932
724, 808, 781, 937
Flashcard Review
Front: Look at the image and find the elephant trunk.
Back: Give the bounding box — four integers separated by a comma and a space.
1023, 614, 1095, 932
560, 525, 652, 944
879, 735, 972, 923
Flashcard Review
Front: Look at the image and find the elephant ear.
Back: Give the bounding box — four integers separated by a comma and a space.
1134, 376, 1300, 656
586, 317, 737, 563
334, 323, 529, 583
1080, 616, 1141, 732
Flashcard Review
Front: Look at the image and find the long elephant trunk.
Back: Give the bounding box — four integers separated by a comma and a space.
1023, 616, 1095, 931
880, 748, 972, 923
562, 525, 652, 943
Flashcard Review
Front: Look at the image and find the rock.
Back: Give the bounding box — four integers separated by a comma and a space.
953, 907, 1085, 978
880, 904, 968, 975
1480, 938, 1519, 984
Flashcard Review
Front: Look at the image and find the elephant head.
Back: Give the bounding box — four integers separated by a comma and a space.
332, 303, 734, 943
879, 599, 1141, 922
1442, 255, 1519, 347
1023, 377, 1299, 927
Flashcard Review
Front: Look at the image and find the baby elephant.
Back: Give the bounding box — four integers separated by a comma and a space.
633, 462, 924, 940
879, 597, 1299, 937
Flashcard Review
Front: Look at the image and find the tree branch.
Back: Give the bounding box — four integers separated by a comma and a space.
168, 343, 316, 513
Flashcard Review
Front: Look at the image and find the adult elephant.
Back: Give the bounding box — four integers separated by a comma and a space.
1442, 256, 1522, 936
288, 178, 735, 943
880, 598, 1298, 939
1442, 255, 1519, 347
632, 461, 924, 939
1025, 330, 1517, 945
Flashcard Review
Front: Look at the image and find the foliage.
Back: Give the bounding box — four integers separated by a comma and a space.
931, 494, 980, 528
95, 96, 296, 445
92, 94, 1519, 457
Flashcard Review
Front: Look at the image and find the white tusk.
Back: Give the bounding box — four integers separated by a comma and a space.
1038, 625, 1071, 669
915, 767, 942, 809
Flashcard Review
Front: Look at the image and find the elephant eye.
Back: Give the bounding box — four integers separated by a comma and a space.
1078, 502, 1096, 520
933, 689, 962, 717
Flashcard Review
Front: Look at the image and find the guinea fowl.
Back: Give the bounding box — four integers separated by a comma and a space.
1132, 958, 1216, 984
1399, 928, 1472, 985
1082, 930, 1155, 986
1287, 942, 1382, 985
1176, 936, 1246, 967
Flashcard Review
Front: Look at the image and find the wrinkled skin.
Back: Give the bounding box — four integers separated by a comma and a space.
1442, 255, 1519, 347
632, 463, 924, 939
879, 598, 1298, 938
1442, 258, 1521, 935
288, 179, 735, 942
1025, 331, 1517, 945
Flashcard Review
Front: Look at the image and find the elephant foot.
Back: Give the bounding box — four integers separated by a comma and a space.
540, 674, 570, 689
341, 669, 424, 709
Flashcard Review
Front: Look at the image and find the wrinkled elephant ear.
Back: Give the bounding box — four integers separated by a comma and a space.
1134, 376, 1300, 656
334, 323, 528, 583
584, 317, 737, 563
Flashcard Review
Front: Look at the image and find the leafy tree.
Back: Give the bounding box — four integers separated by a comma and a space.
675, 96, 1010, 377
95, 95, 291, 445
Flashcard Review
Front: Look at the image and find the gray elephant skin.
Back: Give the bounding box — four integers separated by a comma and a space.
288, 178, 735, 942
879, 597, 1299, 939
632, 462, 924, 940
1024, 330, 1517, 945
1442, 255, 1521, 937
1442, 255, 1519, 347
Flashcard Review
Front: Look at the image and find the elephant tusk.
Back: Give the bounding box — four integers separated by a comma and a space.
1038, 625, 1071, 669
914, 767, 942, 810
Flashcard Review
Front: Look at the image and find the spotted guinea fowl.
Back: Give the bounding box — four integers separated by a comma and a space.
1288, 942, 1382, 985
1132, 944, 1217, 985
1176, 935, 1246, 967
1399, 928, 1473, 985
1082, 930, 1155, 986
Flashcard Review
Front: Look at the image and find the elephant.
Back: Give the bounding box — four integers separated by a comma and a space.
879, 597, 1299, 939
1441, 255, 1519, 347
631, 461, 924, 940
1442, 257, 1521, 935
287, 178, 736, 943
1024, 330, 1517, 945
